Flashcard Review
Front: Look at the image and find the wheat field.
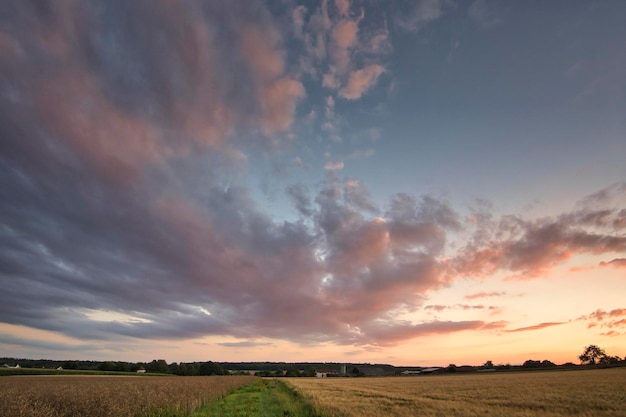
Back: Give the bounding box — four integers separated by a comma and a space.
287, 368, 626, 417
0, 375, 255, 417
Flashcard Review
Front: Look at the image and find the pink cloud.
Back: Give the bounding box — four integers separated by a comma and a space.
36, 70, 163, 185
260, 78, 306, 134
465, 291, 506, 300
359, 319, 506, 346
239, 24, 305, 135
449, 195, 626, 280
339, 64, 384, 99
505, 322, 566, 332
330, 18, 359, 74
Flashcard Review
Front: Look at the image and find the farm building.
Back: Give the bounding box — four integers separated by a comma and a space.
315, 369, 341, 377
401, 370, 421, 375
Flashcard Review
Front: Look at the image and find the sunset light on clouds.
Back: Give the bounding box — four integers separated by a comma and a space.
1, 0, 625, 366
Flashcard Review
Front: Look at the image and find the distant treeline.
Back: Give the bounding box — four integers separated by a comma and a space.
2, 357, 624, 377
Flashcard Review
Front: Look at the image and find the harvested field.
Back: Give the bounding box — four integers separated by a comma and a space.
287, 368, 626, 417
0, 375, 255, 417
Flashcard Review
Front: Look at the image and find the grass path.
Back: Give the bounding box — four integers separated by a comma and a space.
201, 379, 322, 417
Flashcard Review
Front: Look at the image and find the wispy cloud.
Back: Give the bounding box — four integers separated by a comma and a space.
216, 341, 274, 348
505, 322, 566, 333
465, 291, 506, 300
396, 0, 446, 33
600, 258, 626, 268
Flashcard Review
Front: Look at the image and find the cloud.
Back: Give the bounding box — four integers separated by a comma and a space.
505, 322, 566, 333
600, 258, 626, 268
465, 291, 506, 300
356, 319, 506, 346
339, 64, 385, 99
396, 0, 446, 33
216, 341, 274, 348
448, 185, 626, 279
578, 308, 626, 332
286, 183, 314, 217
425, 304, 490, 311
324, 161, 345, 170
1, 2, 625, 352
295, 0, 388, 107
292, 5, 308, 39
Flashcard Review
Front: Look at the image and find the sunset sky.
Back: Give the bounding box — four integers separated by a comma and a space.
1, 0, 625, 367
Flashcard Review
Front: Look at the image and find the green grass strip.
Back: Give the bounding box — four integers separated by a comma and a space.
201, 379, 322, 417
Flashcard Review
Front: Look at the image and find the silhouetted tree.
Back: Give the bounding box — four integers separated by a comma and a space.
302, 366, 316, 377
579, 344, 607, 365
598, 355, 621, 365
98, 361, 116, 371
482, 360, 494, 369
198, 361, 224, 375
146, 359, 169, 374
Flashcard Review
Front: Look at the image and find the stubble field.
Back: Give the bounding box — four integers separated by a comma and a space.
0, 375, 255, 417
287, 368, 626, 417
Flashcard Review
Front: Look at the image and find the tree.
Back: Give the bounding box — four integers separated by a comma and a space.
578, 344, 607, 365
598, 355, 621, 365
98, 361, 116, 371
198, 361, 224, 375
482, 360, 494, 369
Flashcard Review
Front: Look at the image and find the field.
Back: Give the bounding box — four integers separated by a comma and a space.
287, 368, 626, 417
1, 368, 625, 417
0, 375, 255, 417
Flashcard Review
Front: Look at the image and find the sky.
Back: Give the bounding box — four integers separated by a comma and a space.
0, 0, 625, 367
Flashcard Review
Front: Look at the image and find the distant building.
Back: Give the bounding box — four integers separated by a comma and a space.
315, 369, 340, 377
401, 370, 421, 375
419, 367, 443, 374
351, 365, 388, 376
137, 367, 146, 373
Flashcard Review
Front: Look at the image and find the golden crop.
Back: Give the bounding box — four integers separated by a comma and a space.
287, 368, 626, 417
0, 375, 255, 417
